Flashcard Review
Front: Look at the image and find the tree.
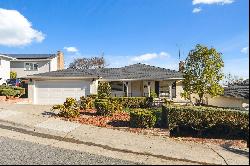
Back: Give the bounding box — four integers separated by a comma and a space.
68, 56, 106, 69
182, 44, 224, 105
10, 71, 17, 79
97, 82, 111, 98
222, 73, 244, 86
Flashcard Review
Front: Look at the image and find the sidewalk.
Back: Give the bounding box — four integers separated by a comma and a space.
0, 103, 249, 165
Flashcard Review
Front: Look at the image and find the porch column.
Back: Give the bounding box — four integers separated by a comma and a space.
169, 84, 172, 100
124, 81, 131, 97
148, 81, 151, 97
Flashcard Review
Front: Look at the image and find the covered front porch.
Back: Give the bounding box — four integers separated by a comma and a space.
103, 80, 178, 99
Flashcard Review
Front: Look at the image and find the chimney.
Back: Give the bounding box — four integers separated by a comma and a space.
179, 61, 185, 72
57, 51, 64, 70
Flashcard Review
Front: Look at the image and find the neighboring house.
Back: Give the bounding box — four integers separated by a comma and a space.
190, 79, 249, 110
26, 63, 185, 105
3, 51, 64, 78
206, 79, 249, 110
0, 54, 15, 85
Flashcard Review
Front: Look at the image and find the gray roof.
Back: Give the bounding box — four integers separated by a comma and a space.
88, 63, 183, 80
28, 69, 97, 78
27, 63, 183, 80
5, 54, 56, 59
224, 79, 249, 99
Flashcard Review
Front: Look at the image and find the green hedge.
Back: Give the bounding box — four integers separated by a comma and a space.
13, 87, 25, 97
95, 100, 115, 116
0, 85, 25, 97
108, 97, 153, 108
0, 89, 17, 97
130, 109, 157, 128
162, 105, 249, 139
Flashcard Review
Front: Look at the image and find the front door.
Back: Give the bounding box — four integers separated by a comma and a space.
131, 81, 143, 97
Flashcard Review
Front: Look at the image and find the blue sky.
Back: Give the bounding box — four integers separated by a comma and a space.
0, 0, 249, 78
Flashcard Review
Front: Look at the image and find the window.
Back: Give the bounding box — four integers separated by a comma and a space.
25, 62, 39, 71
110, 81, 123, 91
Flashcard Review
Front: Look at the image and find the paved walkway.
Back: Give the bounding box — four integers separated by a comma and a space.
0, 102, 249, 165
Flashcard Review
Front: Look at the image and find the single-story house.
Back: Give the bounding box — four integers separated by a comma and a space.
26, 63, 185, 105
0, 51, 64, 84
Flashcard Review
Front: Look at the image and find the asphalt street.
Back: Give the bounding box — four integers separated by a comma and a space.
0, 136, 141, 165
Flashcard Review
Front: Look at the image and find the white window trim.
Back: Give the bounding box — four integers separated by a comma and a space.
24, 62, 39, 71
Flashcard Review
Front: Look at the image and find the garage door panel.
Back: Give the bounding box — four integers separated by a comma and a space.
35, 80, 90, 105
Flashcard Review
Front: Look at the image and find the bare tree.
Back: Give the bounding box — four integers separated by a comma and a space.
68, 56, 107, 69
222, 73, 244, 86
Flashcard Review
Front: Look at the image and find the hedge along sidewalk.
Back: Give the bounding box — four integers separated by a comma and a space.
162, 104, 249, 140
0, 104, 248, 165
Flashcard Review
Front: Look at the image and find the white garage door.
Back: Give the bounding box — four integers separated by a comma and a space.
35, 80, 91, 105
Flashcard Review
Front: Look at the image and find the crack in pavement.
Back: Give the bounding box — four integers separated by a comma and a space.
203, 143, 229, 165
209, 146, 228, 165
0, 123, 218, 165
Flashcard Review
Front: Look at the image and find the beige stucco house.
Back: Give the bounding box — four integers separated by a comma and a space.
26, 63, 185, 105
190, 79, 249, 110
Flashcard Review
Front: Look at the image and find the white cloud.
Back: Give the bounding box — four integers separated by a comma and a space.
241, 46, 249, 54
131, 52, 170, 62
64, 46, 79, 53
0, 8, 45, 47
192, 0, 234, 5
192, 7, 202, 13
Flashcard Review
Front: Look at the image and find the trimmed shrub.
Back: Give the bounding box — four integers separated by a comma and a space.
162, 105, 249, 139
98, 82, 111, 98
0, 85, 25, 98
150, 108, 162, 128
52, 98, 80, 118
130, 109, 157, 128
161, 105, 169, 128
80, 96, 94, 110
14, 87, 25, 97
95, 100, 114, 116
0, 89, 17, 97
112, 100, 123, 112
108, 97, 152, 108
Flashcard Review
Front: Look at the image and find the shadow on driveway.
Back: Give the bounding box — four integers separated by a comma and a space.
221, 143, 249, 158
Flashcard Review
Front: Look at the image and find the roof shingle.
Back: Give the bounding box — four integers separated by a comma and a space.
224, 79, 249, 99
27, 63, 183, 80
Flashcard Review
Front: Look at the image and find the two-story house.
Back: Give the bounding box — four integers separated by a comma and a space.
0, 51, 64, 84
